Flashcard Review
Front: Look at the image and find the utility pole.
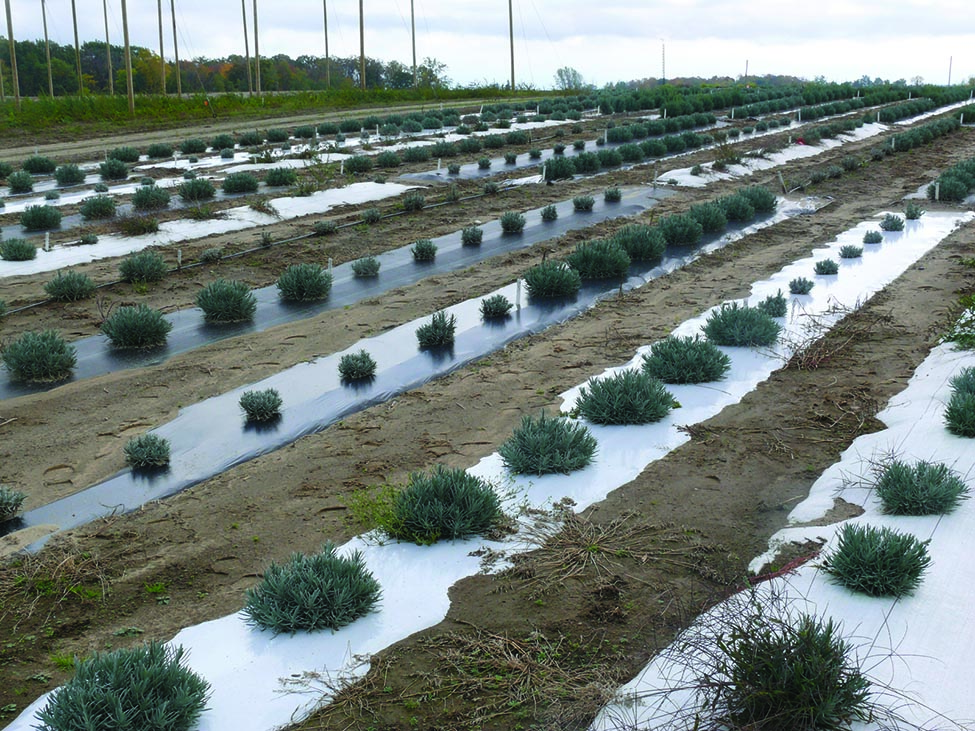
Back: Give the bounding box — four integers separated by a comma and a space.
359, 0, 365, 90
42, 0, 54, 96
242, 0, 253, 94
121, 0, 135, 114
4, 0, 20, 110
508, 0, 514, 91
158, 0, 166, 93
948, 56, 953, 86
661, 39, 665, 83
410, 0, 416, 89
170, 0, 181, 95
322, 0, 330, 89
0, 57, 5, 101
103, 0, 114, 94
71, 0, 83, 93
253, 0, 261, 94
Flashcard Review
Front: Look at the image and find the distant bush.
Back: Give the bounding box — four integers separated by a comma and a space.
859, 230, 882, 245
98, 158, 128, 181
689, 202, 728, 234
575, 370, 674, 425
447, 163, 461, 175
879, 213, 904, 231
477, 157, 492, 170
21, 204, 62, 231
132, 185, 171, 211
146, 142, 174, 158
703, 303, 781, 347
179, 177, 216, 202
118, 215, 159, 235
123, 433, 170, 469
500, 211, 526, 233
499, 412, 597, 475
480, 294, 513, 320
814, 259, 839, 275
343, 256, 381, 282
264, 168, 298, 187
875, 459, 970, 515
904, 202, 924, 220
523, 261, 582, 298
482, 181, 499, 195
179, 138, 208, 154
789, 277, 814, 295
402, 192, 425, 212
277, 263, 332, 301
461, 226, 483, 246
657, 214, 703, 246
416, 310, 456, 348
839, 245, 862, 259
345, 155, 374, 174
79, 232, 98, 246
566, 240, 631, 279
719, 193, 756, 223
242, 543, 381, 633
1, 237, 37, 260
0, 486, 26, 522
0, 161, 11, 179
411, 239, 437, 262
529, 148, 542, 159
196, 279, 257, 322
543, 156, 575, 181
604, 187, 622, 203
1, 330, 76, 382
822, 523, 930, 597
611, 224, 666, 264
572, 195, 595, 212
945, 366, 975, 437
362, 207, 382, 224
22, 155, 56, 174
540, 204, 558, 221
45, 271, 96, 301
200, 247, 223, 264
239, 388, 283, 422
223, 172, 260, 194
642, 335, 731, 384
339, 350, 377, 381
93, 182, 109, 192
375, 150, 401, 168
54, 163, 86, 186
7, 170, 34, 193
119, 250, 168, 283
756, 290, 787, 318
35, 642, 209, 731
101, 304, 173, 348
108, 146, 140, 163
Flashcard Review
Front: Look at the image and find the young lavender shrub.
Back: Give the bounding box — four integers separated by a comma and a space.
879, 213, 904, 232
44, 271, 96, 302
529, 148, 543, 159
338, 350, 377, 381
480, 294, 513, 320
688, 202, 728, 234
55, 163, 86, 186
1, 237, 38, 261
264, 168, 298, 187
239, 388, 283, 422
132, 185, 171, 211
604, 187, 622, 203
477, 157, 492, 170
22, 154, 57, 174
657, 213, 704, 246
565, 240, 631, 279
242, 543, 381, 633
35, 642, 210, 731
821, 523, 931, 597
447, 163, 461, 175
611, 224, 666, 265
945, 366, 975, 437
862, 230, 884, 244
904, 202, 924, 220
504, 152, 518, 165
500, 412, 598, 475
98, 157, 129, 181
703, 303, 781, 347
179, 137, 208, 154
482, 181, 500, 195
179, 177, 216, 202
222, 172, 259, 194
21, 204, 62, 231
361, 207, 382, 224
2, 330, 77, 382
814, 259, 839, 275
276, 263, 332, 301
7, 170, 35, 193
642, 336, 731, 384
738, 185, 778, 214
101, 304, 173, 349
575, 370, 675, 425
756, 290, 787, 318
875, 459, 970, 515
500, 211, 526, 233
0, 486, 27, 522
411, 239, 437, 262
540, 204, 558, 221
719, 192, 756, 223
147, 142, 174, 158
789, 277, 814, 295
572, 195, 595, 212
523, 261, 582, 298
416, 310, 456, 348
402, 192, 425, 212
124, 433, 171, 469
119, 250, 167, 283
196, 279, 257, 322
351, 256, 381, 278
108, 145, 141, 163
461, 226, 483, 246
381, 466, 503, 545
45, 190, 60, 201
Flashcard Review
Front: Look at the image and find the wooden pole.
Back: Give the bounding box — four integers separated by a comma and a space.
170, 0, 181, 96
0, 56, 5, 102
507, 0, 514, 92
253, 0, 261, 94
157, 0, 166, 93
4, 0, 20, 110
359, 0, 365, 90
410, 0, 416, 89
103, 0, 114, 94
71, 0, 83, 93
242, 0, 252, 94
322, 0, 329, 89
42, 0, 54, 96
121, 0, 134, 114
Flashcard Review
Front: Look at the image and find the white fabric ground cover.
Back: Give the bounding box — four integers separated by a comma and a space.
6, 211, 970, 731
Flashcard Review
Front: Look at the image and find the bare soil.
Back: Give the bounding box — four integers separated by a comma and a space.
0, 116, 973, 730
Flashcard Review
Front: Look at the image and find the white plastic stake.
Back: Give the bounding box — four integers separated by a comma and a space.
877, 111, 881, 122
797, 109, 802, 122
961, 113, 965, 126
731, 107, 735, 119
515, 280, 521, 309
891, 136, 896, 150
328, 257, 333, 275
376, 125, 379, 136
663, 108, 667, 119
437, 158, 442, 171
603, 129, 608, 144
44, 232, 50, 251
935, 182, 941, 201
540, 163, 546, 181
340, 160, 344, 175
177, 249, 182, 269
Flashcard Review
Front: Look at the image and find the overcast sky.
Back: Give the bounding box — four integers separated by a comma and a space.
6, 0, 975, 88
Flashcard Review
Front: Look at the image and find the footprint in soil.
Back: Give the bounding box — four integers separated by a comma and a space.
43, 464, 76, 486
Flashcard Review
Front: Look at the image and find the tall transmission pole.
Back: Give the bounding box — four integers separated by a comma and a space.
170, 0, 181, 95
410, 0, 416, 89
157, 0, 166, 93
0, 57, 5, 102
253, 0, 261, 94
42, 0, 54, 96
121, 0, 134, 114
4, 0, 20, 109
660, 39, 665, 82
359, 0, 365, 90
71, 0, 83, 93
103, 0, 114, 94
322, 0, 330, 88
242, 0, 253, 94
508, 0, 514, 91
